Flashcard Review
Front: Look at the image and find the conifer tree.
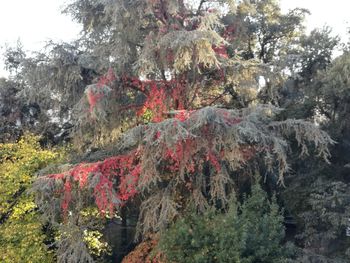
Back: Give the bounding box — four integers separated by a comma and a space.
0, 0, 340, 261
24, 1, 338, 262
158, 180, 293, 263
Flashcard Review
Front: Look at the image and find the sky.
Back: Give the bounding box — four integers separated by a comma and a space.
280, 0, 350, 41
0, 0, 349, 77
0, 0, 81, 77
0, 0, 81, 50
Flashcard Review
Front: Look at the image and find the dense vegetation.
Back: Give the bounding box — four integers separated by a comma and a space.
1, 0, 350, 262
0, 135, 61, 262
158, 180, 293, 263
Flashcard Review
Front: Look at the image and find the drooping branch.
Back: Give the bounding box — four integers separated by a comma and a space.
35, 105, 334, 240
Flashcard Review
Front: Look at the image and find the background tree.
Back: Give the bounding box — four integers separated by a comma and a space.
281, 51, 350, 262
0, 135, 63, 263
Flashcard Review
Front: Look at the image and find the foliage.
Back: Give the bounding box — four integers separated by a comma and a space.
1, 0, 311, 149
25, 1, 338, 262
281, 162, 350, 262
158, 179, 294, 263
234, 0, 308, 63
1, 0, 348, 262
121, 235, 165, 263
281, 50, 350, 261
0, 74, 46, 143
0, 134, 63, 263
0, 41, 86, 145
299, 178, 350, 258
311, 52, 350, 136
298, 27, 339, 80
33, 105, 333, 252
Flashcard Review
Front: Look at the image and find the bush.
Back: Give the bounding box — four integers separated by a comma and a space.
158, 180, 294, 263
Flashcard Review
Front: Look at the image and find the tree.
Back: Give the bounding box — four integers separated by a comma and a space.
233, 0, 308, 63
281, 52, 350, 262
0, 134, 63, 262
0, 41, 88, 145
277, 27, 340, 120
0, 77, 24, 142
158, 179, 294, 263
27, 2, 336, 262
1, 1, 310, 146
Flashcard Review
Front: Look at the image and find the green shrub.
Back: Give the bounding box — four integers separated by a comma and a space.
158, 180, 294, 263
